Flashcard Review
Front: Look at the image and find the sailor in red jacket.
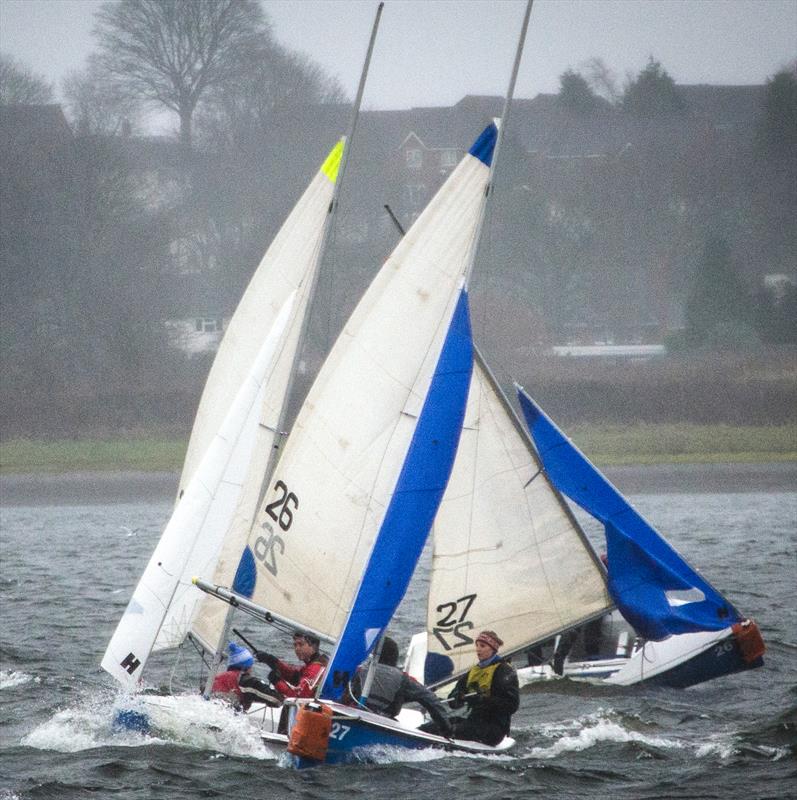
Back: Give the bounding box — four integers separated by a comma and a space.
256, 629, 327, 698
211, 642, 281, 710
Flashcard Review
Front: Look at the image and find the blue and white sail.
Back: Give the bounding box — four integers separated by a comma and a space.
239, 125, 497, 678
516, 388, 741, 641
321, 289, 473, 699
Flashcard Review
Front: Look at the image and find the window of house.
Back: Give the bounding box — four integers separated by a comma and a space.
406, 148, 422, 169
405, 184, 426, 207
440, 149, 457, 168
196, 317, 221, 333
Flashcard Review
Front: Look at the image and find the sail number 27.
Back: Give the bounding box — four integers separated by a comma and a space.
432, 593, 477, 651
254, 480, 299, 576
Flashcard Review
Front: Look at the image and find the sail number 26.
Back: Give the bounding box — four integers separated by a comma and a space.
254, 480, 299, 576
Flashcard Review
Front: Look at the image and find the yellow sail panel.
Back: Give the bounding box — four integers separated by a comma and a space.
321, 138, 345, 184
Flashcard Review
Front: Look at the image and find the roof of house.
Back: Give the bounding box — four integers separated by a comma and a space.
0, 104, 73, 161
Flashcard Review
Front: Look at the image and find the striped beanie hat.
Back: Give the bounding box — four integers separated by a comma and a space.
475, 630, 503, 653
227, 642, 254, 670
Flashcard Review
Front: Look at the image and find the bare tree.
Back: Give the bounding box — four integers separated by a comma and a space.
582, 57, 620, 105
196, 42, 346, 149
0, 53, 54, 104
93, 0, 270, 149
63, 55, 142, 136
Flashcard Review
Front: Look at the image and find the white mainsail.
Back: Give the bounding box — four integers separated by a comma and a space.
101, 141, 345, 688
425, 352, 613, 678
101, 295, 295, 688
238, 127, 498, 647
187, 2, 384, 656
178, 142, 343, 498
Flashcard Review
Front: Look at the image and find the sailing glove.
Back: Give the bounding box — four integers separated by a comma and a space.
466, 686, 484, 709
448, 688, 465, 709
255, 651, 279, 669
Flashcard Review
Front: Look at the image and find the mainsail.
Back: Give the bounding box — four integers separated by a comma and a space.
424, 351, 612, 680
101, 140, 345, 688
516, 388, 742, 641
232, 125, 499, 694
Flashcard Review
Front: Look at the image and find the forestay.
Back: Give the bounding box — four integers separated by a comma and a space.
425, 352, 612, 680
235, 125, 499, 673
101, 141, 344, 687
517, 388, 741, 640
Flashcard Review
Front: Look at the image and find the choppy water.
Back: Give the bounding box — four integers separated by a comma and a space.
1, 467, 795, 799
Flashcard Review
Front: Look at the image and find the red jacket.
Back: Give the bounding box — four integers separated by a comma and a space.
211, 669, 277, 710
211, 669, 243, 703
272, 655, 326, 697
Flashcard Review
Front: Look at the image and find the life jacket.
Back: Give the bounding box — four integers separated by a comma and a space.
465, 660, 502, 698
365, 664, 404, 717
211, 669, 243, 704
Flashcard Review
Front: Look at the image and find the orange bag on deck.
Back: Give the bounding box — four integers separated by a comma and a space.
287, 702, 334, 761
732, 619, 765, 664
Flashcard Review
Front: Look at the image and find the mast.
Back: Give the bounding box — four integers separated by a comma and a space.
315, 3, 535, 703
202, 4, 384, 694
256, 2, 384, 510
463, 0, 532, 287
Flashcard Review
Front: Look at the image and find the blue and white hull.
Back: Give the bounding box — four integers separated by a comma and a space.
515, 623, 763, 689
285, 699, 514, 767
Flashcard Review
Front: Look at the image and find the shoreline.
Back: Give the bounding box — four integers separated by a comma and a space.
1, 462, 794, 507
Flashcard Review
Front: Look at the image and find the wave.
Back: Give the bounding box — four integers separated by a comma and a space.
0, 670, 39, 690
20, 689, 276, 761
517, 708, 789, 763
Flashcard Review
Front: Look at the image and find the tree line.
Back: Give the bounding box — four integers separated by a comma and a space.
0, 1, 795, 437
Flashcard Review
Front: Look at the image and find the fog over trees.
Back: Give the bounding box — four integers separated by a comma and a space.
0, 54, 54, 105
0, 0, 795, 437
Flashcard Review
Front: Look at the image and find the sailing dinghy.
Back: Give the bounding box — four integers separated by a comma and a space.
266, 120, 503, 766
512, 387, 765, 687
101, 135, 349, 731
102, 6, 385, 741
193, 122, 509, 764
403, 369, 764, 691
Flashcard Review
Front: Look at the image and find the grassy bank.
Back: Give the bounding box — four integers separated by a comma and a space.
1, 424, 795, 474
0, 438, 187, 474
567, 423, 797, 466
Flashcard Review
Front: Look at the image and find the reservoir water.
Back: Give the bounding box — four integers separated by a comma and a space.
1, 464, 794, 799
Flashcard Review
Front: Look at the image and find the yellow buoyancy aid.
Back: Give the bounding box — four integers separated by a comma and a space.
465, 660, 501, 698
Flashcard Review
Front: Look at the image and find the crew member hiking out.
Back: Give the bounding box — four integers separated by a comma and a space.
211, 642, 281, 711
255, 629, 327, 698
420, 629, 519, 746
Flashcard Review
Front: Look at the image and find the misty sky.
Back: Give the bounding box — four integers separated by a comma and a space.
1, 0, 795, 112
